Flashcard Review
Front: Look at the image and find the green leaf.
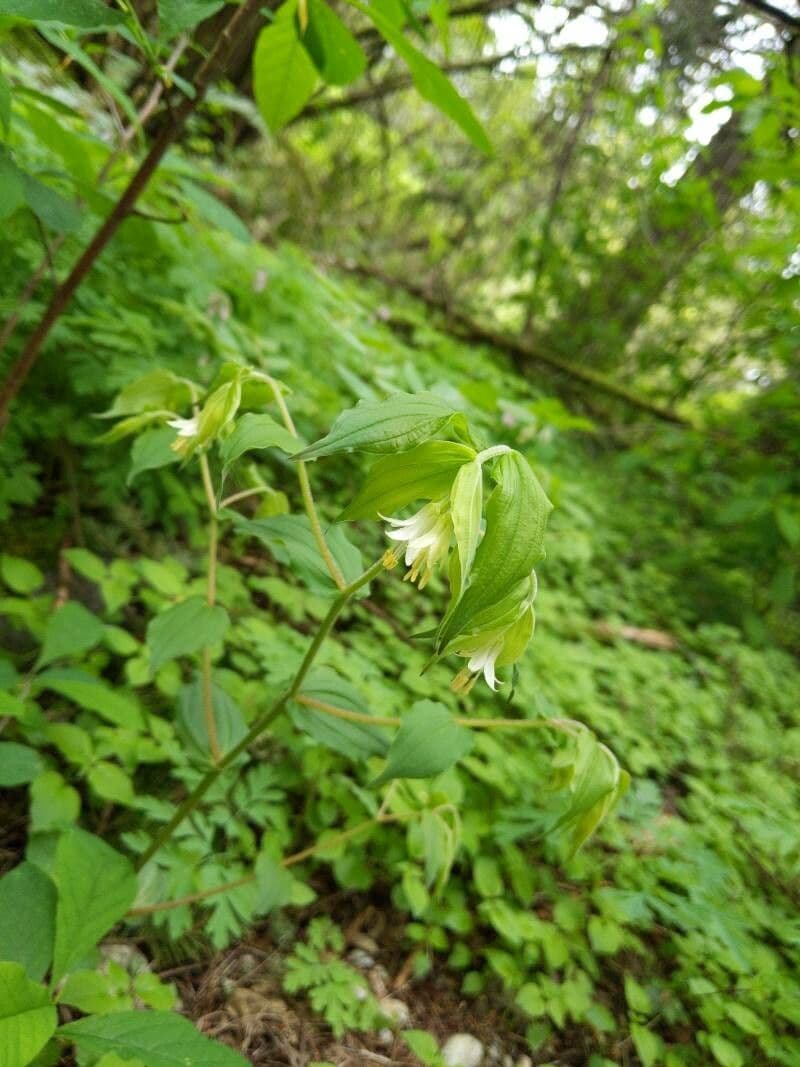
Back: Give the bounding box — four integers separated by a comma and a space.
178, 674, 248, 761
402, 1030, 441, 1065
438, 451, 551, 646
146, 597, 230, 674
127, 427, 180, 486
36, 602, 105, 669
631, 1023, 662, 1067
219, 412, 300, 474
348, 0, 491, 154
291, 667, 390, 760
449, 458, 482, 592
0, 962, 57, 1067
21, 173, 81, 233
99, 370, 195, 420
551, 731, 628, 854
0, 742, 42, 786
0, 554, 43, 593
158, 0, 224, 38
0, 0, 126, 28
180, 180, 250, 243
341, 441, 475, 520
0, 154, 25, 220
0, 862, 56, 980
232, 513, 365, 597
303, 0, 366, 85
0, 69, 11, 136
51, 828, 138, 982
254, 851, 295, 914
60, 968, 132, 1015
624, 975, 651, 1015
707, 1034, 744, 1067
372, 700, 473, 786
35, 669, 145, 729
87, 761, 135, 805
253, 0, 318, 134
296, 391, 462, 461
59, 1010, 249, 1067
29, 770, 80, 832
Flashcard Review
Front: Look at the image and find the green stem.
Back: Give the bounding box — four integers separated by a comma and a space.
199, 452, 221, 764
296, 693, 579, 735
135, 557, 386, 871
266, 375, 347, 590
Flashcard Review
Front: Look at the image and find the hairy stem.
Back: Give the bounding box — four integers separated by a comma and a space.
266, 376, 347, 590
135, 557, 386, 870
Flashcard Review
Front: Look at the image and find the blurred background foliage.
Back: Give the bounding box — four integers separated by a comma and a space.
0, 0, 799, 1064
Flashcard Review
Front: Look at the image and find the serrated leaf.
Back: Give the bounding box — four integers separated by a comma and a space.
291, 667, 390, 759
303, 0, 366, 85
180, 180, 250, 243
0, 0, 126, 28
51, 828, 138, 982
253, 0, 318, 134
127, 427, 180, 486
296, 391, 462, 461
59, 1010, 249, 1067
341, 441, 475, 520
0, 962, 57, 1067
348, 0, 491, 154
219, 412, 301, 475
36, 602, 105, 669
372, 701, 473, 786
146, 597, 230, 674
0, 863, 56, 980
232, 513, 365, 597
0, 741, 42, 786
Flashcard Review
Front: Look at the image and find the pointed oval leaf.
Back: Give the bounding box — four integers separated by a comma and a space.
253, 0, 318, 133
146, 597, 230, 675
296, 391, 462, 461
341, 441, 475, 520
51, 828, 138, 982
303, 0, 366, 86
36, 602, 105, 669
372, 701, 473, 786
59, 1010, 249, 1067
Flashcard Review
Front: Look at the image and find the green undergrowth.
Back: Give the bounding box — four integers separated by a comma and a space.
1, 181, 799, 1066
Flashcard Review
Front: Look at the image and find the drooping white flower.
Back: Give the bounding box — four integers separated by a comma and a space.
383, 498, 452, 589
449, 573, 537, 694
167, 415, 199, 437
451, 634, 505, 694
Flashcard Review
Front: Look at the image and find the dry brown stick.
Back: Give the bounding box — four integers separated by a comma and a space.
0, 3, 263, 432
